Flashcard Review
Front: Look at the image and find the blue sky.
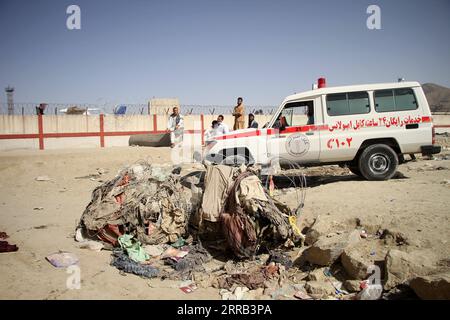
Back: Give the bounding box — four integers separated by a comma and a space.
0, 0, 449, 106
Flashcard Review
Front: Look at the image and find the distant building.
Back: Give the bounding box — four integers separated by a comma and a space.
148, 98, 180, 115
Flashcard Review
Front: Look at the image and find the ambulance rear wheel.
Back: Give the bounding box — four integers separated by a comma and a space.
358, 144, 398, 181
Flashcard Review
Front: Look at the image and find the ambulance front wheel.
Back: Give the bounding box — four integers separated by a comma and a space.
358, 144, 399, 181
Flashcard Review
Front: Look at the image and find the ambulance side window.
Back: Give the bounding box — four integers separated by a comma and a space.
374, 88, 418, 112
326, 91, 370, 116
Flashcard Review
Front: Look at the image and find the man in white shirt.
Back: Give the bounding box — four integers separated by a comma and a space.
217, 115, 229, 135
205, 120, 220, 141
167, 107, 184, 148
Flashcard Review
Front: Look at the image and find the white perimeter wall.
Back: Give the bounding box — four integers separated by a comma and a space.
0, 114, 448, 151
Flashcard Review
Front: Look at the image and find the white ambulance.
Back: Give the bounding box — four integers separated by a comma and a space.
202, 79, 441, 180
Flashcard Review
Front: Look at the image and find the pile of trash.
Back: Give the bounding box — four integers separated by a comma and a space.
77, 161, 193, 248
75, 161, 301, 286
74, 161, 449, 300
200, 165, 299, 258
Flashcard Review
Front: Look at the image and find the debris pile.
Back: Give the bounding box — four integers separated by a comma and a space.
219, 170, 295, 258
78, 162, 193, 248
74, 161, 449, 300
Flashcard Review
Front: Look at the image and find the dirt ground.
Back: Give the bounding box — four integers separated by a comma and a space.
0, 138, 449, 300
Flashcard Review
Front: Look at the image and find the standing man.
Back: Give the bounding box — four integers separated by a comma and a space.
232, 97, 245, 130
36, 103, 47, 115
217, 115, 229, 135
167, 106, 184, 148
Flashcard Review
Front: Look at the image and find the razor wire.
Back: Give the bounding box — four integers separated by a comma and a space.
261, 157, 307, 218
0, 102, 277, 115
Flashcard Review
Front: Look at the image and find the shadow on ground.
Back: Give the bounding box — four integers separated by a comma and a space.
269, 171, 409, 189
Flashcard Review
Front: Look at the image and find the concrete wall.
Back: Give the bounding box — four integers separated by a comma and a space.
104, 114, 154, 132
432, 115, 450, 126
149, 98, 180, 115
44, 115, 100, 133
0, 114, 449, 151
0, 115, 38, 134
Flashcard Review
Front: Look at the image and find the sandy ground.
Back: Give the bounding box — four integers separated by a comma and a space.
0, 139, 449, 300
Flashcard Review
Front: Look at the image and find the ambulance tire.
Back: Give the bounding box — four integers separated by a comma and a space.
358, 144, 399, 181
348, 165, 362, 177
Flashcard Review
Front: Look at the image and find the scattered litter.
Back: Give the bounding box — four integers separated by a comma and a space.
75, 173, 101, 180
0, 233, 18, 253
179, 283, 198, 294
161, 246, 189, 261
234, 287, 250, 300
217, 271, 266, 290
97, 168, 108, 175
150, 165, 173, 182
110, 250, 159, 278
77, 240, 104, 252
323, 267, 333, 277
360, 230, 368, 238
267, 250, 293, 269
35, 176, 51, 181
118, 234, 149, 263
356, 280, 383, 300
288, 215, 302, 237
263, 262, 280, 278
220, 287, 249, 300
33, 207, 44, 211
294, 290, 314, 300
75, 227, 85, 242
0, 241, 18, 253
143, 244, 165, 257
164, 243, 211, 278
46, 251, 78, 268
171, 237, 187, 249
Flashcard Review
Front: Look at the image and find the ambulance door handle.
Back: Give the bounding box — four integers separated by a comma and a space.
406, 124, 419, 129
306, 132, 314, 136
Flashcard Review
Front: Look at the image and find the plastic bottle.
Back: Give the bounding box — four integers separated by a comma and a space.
356, 280, 383, 300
